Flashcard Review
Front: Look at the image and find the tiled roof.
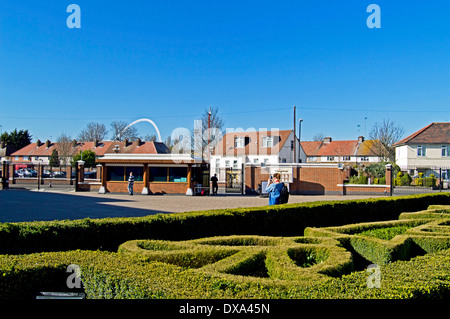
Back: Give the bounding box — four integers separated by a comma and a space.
394, 122, 450, 146
11, 140, 168, 157
301, 138, 384, 157
212, 130, 292, 156
301, 140, 357, 156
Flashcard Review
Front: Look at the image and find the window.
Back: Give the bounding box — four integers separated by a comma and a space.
262, 137, 273, 148
290, 140, 294, 150
35, 156, 40, 161
235, 137, 244, 148
23, 156, 29, 161
126, 167, 143, 182
149, 167, 188, 182
107, 166, 126, 181
309, 157, 316, 162
361, 156, 369, 162
150, 167, 168, 182
327, 156, 334, 161
263, 158, 269, 165
343, 156, 351, 161
215, 158, 220, 168
225, 160, 230, 168
417, 145, 426, 157
233, 160, 238, 169
442, 145, 449, 157
169, 167, 187, 182
253, 158, 259, 164
15, 156, 19, 161
107, 166, 143, 181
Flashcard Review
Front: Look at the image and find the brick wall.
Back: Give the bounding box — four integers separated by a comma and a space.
244, 164, 393, 196
245, 165, 345, 195
104, 181, 188, 194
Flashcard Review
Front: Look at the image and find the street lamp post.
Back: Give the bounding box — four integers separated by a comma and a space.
299, 119, 303, 163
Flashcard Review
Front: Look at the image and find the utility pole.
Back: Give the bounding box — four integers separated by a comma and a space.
208, 107, 211, 163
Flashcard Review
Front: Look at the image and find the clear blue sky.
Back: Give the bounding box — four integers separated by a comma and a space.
1, 0, 449, 143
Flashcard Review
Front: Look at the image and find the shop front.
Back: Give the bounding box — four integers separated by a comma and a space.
96, 154, 205, 195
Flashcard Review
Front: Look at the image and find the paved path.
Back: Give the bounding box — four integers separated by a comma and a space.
0, 189, 383, 223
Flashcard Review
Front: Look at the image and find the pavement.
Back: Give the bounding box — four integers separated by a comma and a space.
0, 188, 384, 223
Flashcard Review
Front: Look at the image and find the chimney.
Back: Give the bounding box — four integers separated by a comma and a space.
72, 139, 77, 147
136, 138, 141, 146
94, 139, 99, 148
124, 138, 128, 146
358, 136, 365, 143
323, 137, 332, 143
45, 140, 51, 148
36, 139, 42, 147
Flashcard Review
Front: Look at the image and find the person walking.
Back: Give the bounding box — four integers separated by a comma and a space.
128, 172, 134, 195
210, 173, 218, 195
265, 173, 284, 205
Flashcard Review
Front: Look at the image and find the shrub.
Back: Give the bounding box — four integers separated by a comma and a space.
1, 193, 448, 255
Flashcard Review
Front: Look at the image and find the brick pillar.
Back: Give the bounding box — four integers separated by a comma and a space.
66, 164, 73, 185
186, 164, 193, 195
142, 163, 149, 195
96, 164, 102, 181
98, 163, 107, 194
9, 163, 15, 185
78, 160, 85, 183
385, 164, 393, 196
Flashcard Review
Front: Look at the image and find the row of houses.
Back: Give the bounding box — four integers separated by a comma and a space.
1, 122, 449, 194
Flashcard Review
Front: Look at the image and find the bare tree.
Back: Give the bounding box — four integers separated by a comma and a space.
56, 134, 74, 166
368, 119, 405, 161
193, 107, 225, 159
78, 122, 108, 142
111, 120, 139, 141
312, 132, 325, 141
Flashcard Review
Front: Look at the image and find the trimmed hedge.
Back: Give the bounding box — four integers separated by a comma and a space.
118, 235, 353, 285
1, 193, 449, 255
304, 206, 450, 265
1, 248, 449, 299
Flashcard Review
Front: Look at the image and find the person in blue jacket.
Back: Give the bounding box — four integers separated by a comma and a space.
265, 173, 284, 205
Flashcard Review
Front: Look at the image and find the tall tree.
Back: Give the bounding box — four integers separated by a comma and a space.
368, 119, 405, 161
56, 134, 74, 166
110, 120, 139, 141
0, 129, 32, 150
193, 107, 225, 159
77, 122, 108, 142
49, 149, 60, 167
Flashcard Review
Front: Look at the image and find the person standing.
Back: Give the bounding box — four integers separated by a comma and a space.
128, 172, 134, 196
265, 173, 284, 205
210, 173, 218, 195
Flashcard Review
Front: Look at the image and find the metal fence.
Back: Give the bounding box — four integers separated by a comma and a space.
393, 165, 450, 195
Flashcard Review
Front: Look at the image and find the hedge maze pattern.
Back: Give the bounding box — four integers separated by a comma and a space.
119, 205, 450, 285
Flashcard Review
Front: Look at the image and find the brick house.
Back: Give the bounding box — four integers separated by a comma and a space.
210, 129, 304, 189
393, 122, 450, 181
301, 136, 386, 166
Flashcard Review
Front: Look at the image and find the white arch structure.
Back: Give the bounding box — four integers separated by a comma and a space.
118, 118, 162, 142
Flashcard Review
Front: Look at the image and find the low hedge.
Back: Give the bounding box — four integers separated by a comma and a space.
1, 193, 449, 255
118, 235, 353, 285
1, 247, 449, 299
304, 206, 450, 265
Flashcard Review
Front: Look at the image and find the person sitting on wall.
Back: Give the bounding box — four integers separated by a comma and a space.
265, 173, 284, 205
